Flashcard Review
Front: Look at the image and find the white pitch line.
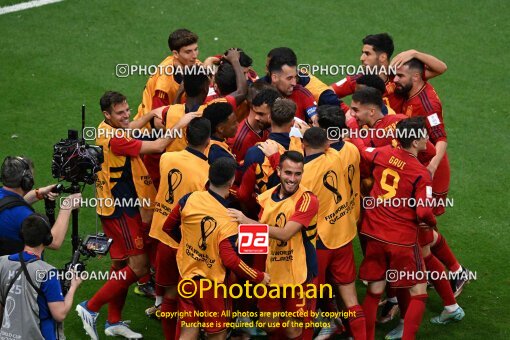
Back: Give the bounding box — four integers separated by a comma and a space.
0, 0, 64, 16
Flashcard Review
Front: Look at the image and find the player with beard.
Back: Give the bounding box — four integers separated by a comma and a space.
227, 86, 280, 165
229, 151, 319, 340
393, 57, 471, 297
331, 33, 448, 113
265, 49, 318, 124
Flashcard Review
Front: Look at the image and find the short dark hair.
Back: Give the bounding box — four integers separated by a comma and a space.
183, 72, 210, 97
352, 87, 384, 110
186, 117, 211, 147
404, 58, 425, 75
362, 33, 394, 58
209, 157, 237, 187
271, 98, 296, 126
215, 62, 236, 95
279, 150, 304, 167
223, 48, 253, 68
202, 102, 234, 133
21, 213, 50, 247
303, 127, 328, 149
168, 28, 198, 52
356, 74, 386, 94
251, 87, 281, 108
317, 105, 346, 130
267, 47, 297, 63
396, 117, 427, 148
247, 82, 273, 103
100, 91, 126, 113
0, 156, 33, 188
268, 47, 297, 73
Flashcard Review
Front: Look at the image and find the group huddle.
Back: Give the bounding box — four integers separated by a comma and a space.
75, 29, 471, 340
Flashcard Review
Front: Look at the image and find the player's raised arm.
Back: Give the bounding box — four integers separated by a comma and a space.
391, 49, 447, 80
139, 112, 200, 154
129, 106, 164, 129
222, 48, 249, 105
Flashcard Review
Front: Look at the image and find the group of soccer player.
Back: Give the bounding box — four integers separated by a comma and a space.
75, 29, 472, 340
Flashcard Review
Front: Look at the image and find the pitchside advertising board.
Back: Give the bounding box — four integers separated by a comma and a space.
238, 224, 269, 254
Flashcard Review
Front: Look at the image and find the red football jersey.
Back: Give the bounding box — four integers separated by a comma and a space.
359, 146, 436, 246
400, 82, 446, 145
288, 84, 317, 122
226, 118, 269, 165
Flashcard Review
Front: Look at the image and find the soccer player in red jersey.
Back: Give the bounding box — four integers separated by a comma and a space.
349, 89, 464, 336
227, 85, 279, 166
237, 99, 302, 215
393, 58, 471, 295
331, 33, 448, 114
264, 48, 318, 124
358, 118, 436, 340
76, 91, 196, 340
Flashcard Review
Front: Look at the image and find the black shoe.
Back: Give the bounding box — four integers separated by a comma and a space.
378, 300, 399, 323
450, 266, 472, 298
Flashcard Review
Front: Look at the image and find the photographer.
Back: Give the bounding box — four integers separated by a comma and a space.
0, 213, 82, 340
0, 156, 82, 256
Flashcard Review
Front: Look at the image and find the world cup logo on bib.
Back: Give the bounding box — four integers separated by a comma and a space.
1, 296, 15, 329
198, 216, 217, 250
275, 212, 287, 247
323, 170, 342, 203
165, 169, 183, 204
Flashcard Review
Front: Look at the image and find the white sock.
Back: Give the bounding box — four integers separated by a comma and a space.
444, 304, 459, 313
452, 266, 463, 275
155, 295, 163, 306
388, 296, 398, 303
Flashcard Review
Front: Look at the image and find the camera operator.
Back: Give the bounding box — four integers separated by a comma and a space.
0, 156, 82, 256
0, 213, 82, 340
76, 91, 196, 340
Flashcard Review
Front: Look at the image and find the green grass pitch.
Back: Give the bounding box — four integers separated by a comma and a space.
0, 0, 508, 338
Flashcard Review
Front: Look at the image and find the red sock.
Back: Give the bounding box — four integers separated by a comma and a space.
424, 254, 456, 306
287, 332, 304, 340
161, 297, 177, 340
402, 294, 427, 340
107, 266, 128, 324
362, 291, 382, 340
87, 266, 138, 312
138, 273, 151, 285
268, 326, 286, 340
155, 284, 165, 298
396, 289, 410, 317
301, 327, 314, 340
431, 233, 461, 272
347, 305, 366, 340
387, 286, 397, 299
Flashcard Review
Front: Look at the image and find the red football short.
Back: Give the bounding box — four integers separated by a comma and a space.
432, 155, 450, 216
359, 237, 426, 288
155, 242, 179, 287
258, 277, 318, 323
317, 241, 356, 285
178, 278, 232, 333
418, 226, 435, 247
101, 211, 145, 260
